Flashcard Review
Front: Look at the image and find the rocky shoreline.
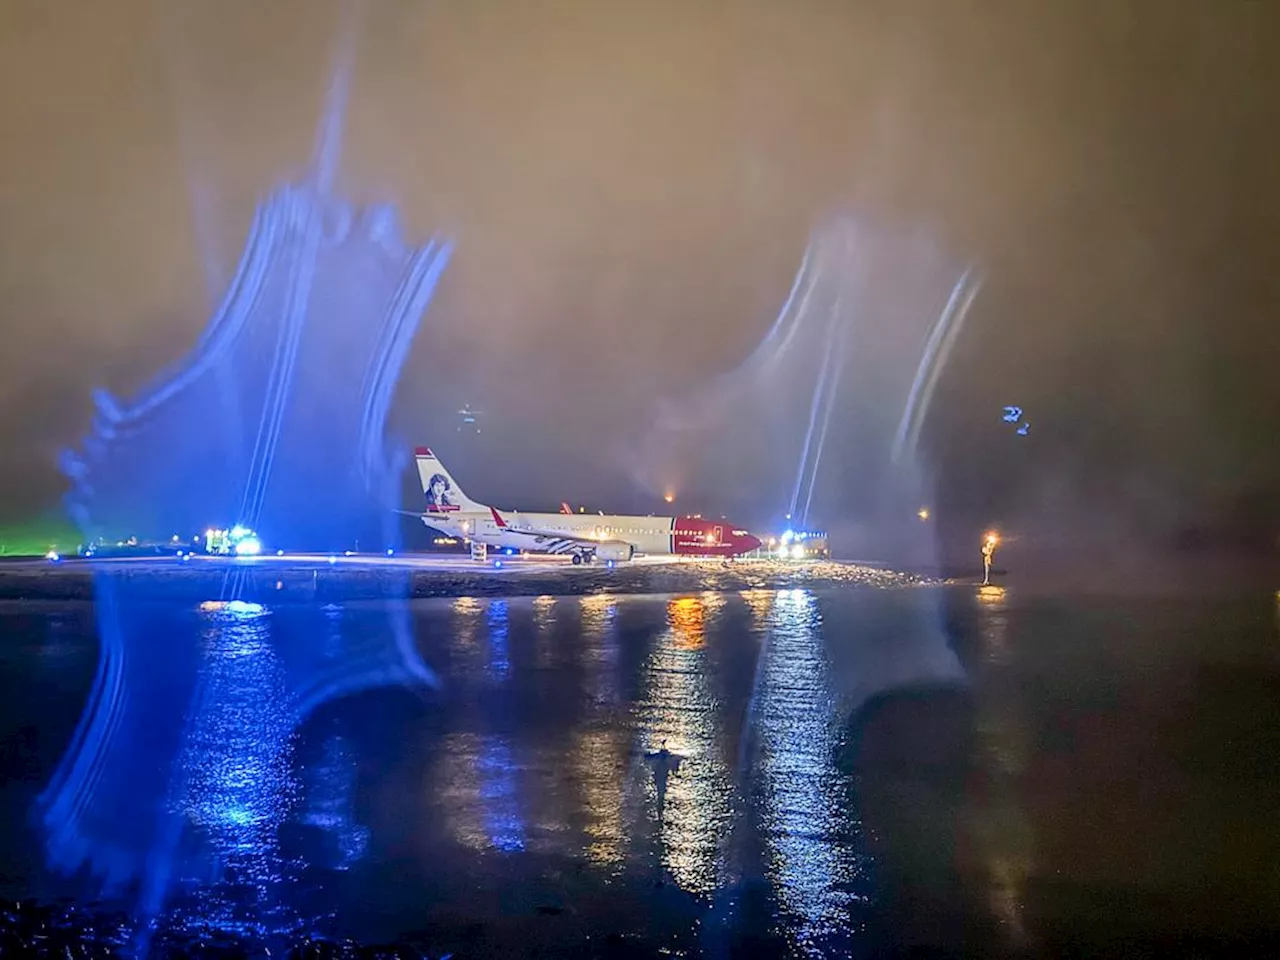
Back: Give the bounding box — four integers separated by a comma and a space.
0, 558, 936, 604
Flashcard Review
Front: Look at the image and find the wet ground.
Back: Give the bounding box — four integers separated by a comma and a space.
1, 563, 1279, 957
0, 554, 934, 602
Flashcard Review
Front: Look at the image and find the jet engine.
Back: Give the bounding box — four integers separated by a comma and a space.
593, 542, 634, 562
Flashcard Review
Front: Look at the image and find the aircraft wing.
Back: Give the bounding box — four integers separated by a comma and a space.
488, 507, 633, 554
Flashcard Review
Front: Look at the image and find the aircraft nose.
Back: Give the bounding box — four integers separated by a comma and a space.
741, 534, 762, 552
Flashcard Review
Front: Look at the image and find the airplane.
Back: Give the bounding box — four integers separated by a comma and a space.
413, 446, 761, 564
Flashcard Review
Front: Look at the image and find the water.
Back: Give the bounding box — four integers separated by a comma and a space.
2, 582, 1279, 957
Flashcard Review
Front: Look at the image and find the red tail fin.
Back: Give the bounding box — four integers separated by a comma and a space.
560, 502, 572, 515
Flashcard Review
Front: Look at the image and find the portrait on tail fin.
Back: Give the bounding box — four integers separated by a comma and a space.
425, 473, 458, 512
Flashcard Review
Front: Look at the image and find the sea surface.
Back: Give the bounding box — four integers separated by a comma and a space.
1, 566, 1279, 957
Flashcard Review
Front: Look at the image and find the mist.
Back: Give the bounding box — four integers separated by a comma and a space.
1, 0, 1276, 554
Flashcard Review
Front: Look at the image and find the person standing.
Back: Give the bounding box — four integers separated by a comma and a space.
982, 532, 998, 585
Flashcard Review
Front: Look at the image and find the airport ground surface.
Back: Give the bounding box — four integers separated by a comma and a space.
0, 552, 936, 603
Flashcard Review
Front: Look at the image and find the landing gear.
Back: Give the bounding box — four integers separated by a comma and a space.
571, 553, 584, 565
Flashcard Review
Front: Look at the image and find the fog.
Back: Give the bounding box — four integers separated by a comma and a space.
1, 1, 1276, 549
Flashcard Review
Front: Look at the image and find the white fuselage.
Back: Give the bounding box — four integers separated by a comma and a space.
424, 510, 677, 556
412, 444, 760, 561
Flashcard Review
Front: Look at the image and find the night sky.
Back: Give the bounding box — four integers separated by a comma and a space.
1, 1, 1276, 544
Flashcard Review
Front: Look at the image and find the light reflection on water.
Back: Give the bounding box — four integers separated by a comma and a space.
578, 591, 620, 705
972, 584, 1032, 952
635, 595, 735, 895
487, 598, 511, 681
753, 588, 866, 950
172, 600, 300, 938
20, 584, 993, 952
533, 594, 557, 669
569, 593, 629, 869
297, 728, 368, 870
570, 728, 630, 870
438, 596, 528, 854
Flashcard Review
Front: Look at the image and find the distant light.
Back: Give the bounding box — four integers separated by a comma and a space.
791, 544, 805, 559
704, 532, 715, 544
606, 560, 615, 569
663, 493, 675, 504
171, 534, 180, 542
328, 555, 337, 564
277, 549, 285, 556
45, 550, 59, 562
181, 552, 190, 562
386, 548, 395, 556
234, 536, 261, 556
200, 599, 265, 616
918, 507, 930, 521
785, 513, 792, 520
781, 530, 795, 544
504, 547, 515, 555
494, 559, 503, 568
230, 525, 248, 539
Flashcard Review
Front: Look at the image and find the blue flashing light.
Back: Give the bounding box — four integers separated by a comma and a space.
181, 552, 190, 562
234, 536, 262, 556
46, 550, 60, 563
1002, 405, 1023, 423
386, 548, 394, 556
606, 560, 615, 569
46, 181, 454, 903
276, 549, 285, 556
494, 559, 503, 569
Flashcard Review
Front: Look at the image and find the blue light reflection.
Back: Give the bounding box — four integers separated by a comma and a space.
754, 589, 866, 949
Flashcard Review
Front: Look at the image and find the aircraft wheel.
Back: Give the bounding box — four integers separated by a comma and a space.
571, 553, 583, 565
